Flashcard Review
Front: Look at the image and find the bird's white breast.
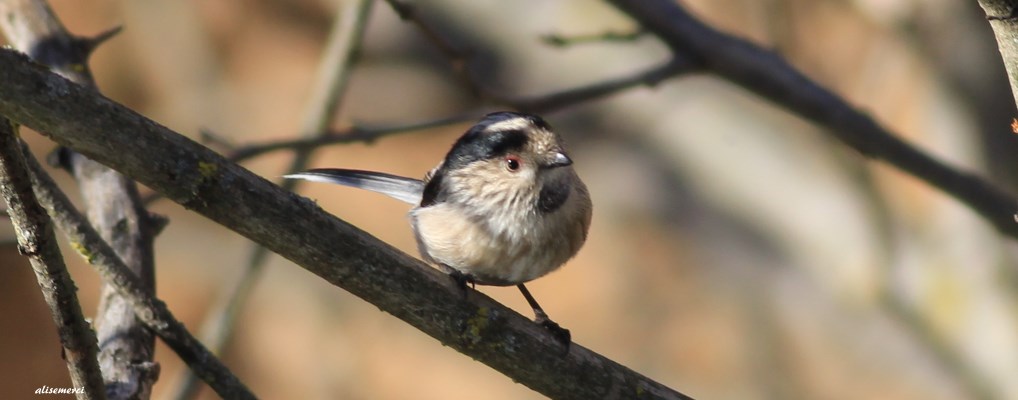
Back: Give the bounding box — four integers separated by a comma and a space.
409, 182, 588, 285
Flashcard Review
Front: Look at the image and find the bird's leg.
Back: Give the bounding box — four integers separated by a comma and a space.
445, 267, 475, 299
517, 284, 570, 349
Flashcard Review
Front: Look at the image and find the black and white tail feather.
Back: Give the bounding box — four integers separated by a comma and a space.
284, 169, 424, 205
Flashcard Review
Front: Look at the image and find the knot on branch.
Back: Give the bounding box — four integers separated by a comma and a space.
17, 242, 40, 257
986, 6, 1018, 21
179, 160, 223, 210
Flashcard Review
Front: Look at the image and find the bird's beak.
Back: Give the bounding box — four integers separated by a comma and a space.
547, 152, 572, 168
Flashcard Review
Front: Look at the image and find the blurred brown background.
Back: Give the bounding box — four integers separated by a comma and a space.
3, 0, 1018, 399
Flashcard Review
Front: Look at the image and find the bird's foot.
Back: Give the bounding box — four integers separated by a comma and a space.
448, 270, 476, 299
536, 315, 571, 353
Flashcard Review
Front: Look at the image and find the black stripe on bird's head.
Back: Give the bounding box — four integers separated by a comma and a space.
443, 112, 566, 169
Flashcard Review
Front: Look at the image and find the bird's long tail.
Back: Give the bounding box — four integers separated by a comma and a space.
284, 169, 424, 205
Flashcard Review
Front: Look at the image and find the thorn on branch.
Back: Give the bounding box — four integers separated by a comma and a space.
78, 25, 124, 57
27, 26, 122, 72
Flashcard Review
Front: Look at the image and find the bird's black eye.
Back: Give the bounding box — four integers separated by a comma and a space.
505, 156, 521, 172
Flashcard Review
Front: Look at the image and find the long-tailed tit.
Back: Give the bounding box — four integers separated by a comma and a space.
285, 112, 592, 347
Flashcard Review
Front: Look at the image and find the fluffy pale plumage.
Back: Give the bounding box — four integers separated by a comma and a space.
287, 112, 591, 286
412, 159, 589, 285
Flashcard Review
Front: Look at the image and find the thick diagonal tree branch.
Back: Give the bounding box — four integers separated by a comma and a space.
0, 120, 106, 400
605, 0, 1018, 238
0, 49, 692, 400
0, 2, 157, 397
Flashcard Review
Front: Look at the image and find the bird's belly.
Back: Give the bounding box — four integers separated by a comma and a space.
410, 205, 567, 285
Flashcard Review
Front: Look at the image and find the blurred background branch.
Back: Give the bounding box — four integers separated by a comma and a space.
540, 28, 647, 47
221, 114, 475, 162
607, 0, 1018, 239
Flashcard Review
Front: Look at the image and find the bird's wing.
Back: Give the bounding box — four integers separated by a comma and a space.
284, 169, 424, 205
422, 162, 443, 185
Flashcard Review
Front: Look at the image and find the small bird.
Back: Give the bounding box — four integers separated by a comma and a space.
285, 112, 592, 347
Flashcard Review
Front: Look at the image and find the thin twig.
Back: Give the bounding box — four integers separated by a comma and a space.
604, 0, 1012, 397
0, 46, 693, 400
172, 1, 374, 399
140, 113, 477, 206
384, 0, 477, 92
540, 29, 646, 47
0, 119, 106, 400
226, 113, 477, 163
603, 0, 1018, 238
197, 128, 237, 153
17, 140, 256, 400
0, 2, 157, 398
510, 57, 697, 113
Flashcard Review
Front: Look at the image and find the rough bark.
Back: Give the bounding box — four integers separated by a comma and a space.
0, 119, 106, 400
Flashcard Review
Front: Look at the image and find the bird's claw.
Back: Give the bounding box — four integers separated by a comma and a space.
448, 270, 476, 300
537, 317, 571, 352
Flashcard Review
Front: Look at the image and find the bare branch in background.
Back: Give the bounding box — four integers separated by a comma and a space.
140, 114, 483, 206
0, 1, 157, 397
383, 0, 478, 94
603, 0, 1018, 238
0, 120, 106, 400
510, 58, 697, 114
226, 114, 477, 167
197, 55, 695, 167
0, 47, 693, 400
540, 29, 646, 47
602, 1, 1013, 397
382, 0, 699, 113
